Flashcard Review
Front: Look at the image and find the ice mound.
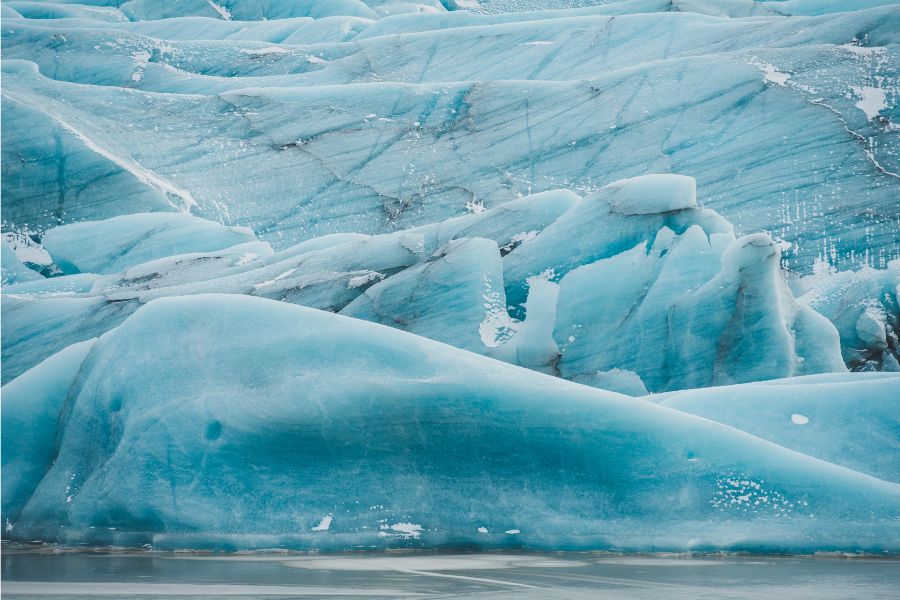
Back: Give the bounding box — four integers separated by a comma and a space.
652, 372, 900, 484
798, 261, 900, 372
605, 174, 697, 216
3, 294, 898, 552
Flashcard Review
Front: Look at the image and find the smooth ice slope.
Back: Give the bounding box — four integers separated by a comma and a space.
41, 213, 259, 275
4, 294, 899, 552
653, 373, 900, 484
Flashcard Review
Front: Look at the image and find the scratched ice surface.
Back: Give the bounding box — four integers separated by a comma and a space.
1, 0, 899, 554
1, 1, 898, 270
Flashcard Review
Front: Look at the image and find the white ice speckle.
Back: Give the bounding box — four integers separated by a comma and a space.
505, 529, 520, 534
480, 274, 518, 347
312, 515, 332, 531
388, 522, 423, 539
477, 526, 489, 534
206, 0, 232, 20
347, 271, 384, 289
234, 253, 259, 267
791, 413, 810, 425
465, 199, 486, 214
751, 60, 790, 86
239, 47, 290, 57
522, 41, 556, 46
251, 269, 295, 290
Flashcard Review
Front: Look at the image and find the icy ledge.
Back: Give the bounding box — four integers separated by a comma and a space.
3, 175, 862, 393
3, 294, 899, 553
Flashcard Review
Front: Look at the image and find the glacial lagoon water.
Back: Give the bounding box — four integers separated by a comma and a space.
2, 547, 899, 599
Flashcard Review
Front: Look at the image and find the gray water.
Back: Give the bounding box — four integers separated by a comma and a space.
3, 546, 899, 599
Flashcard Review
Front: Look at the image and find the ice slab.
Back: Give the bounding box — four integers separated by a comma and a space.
41, 213, 260, 275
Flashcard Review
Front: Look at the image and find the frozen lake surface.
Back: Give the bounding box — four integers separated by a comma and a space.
3, 548, 898, 599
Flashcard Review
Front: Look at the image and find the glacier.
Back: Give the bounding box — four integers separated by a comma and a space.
3, 294, 899, 552
0, 176, 854, 389
1, 0, 899, 554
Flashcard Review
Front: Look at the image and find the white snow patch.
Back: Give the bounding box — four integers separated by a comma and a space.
477, 526, 489, 533
526, 268, 557, 285
234, 253, 259, 267
385, 522, 422, 539
751, 59, 790, 86
251, 269, 295, 290
130, 50, 151, 82
791, 413, 810, 425
239, 47, 290, 57
851, 85, 887, 120
347, 271, 384, 289
500, 230, 538, 252
505, 529, 520, 534
465, 199, 486, 214
2, 232, 52, 265
206, 0, 232, 20
307, 55, 327, 64
522, 41, 555, 46
312, 515, 332, 531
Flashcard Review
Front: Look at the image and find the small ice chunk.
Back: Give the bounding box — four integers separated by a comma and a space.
312, 515, 332, 531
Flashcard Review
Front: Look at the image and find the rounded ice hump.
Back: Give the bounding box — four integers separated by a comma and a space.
603, 174, 698, 215
4, 294, 899, 553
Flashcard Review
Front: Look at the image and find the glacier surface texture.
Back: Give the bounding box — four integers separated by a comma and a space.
1, 0, 898, 553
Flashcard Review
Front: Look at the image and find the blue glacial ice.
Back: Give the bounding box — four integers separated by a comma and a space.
1, 2, 898, 270
798, 261, 900, 372
40, 212, 259, 275
0, 176, 855, 391
651, 372, 900, 484
1, 0, 899, 554
3, 294, 899, 552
